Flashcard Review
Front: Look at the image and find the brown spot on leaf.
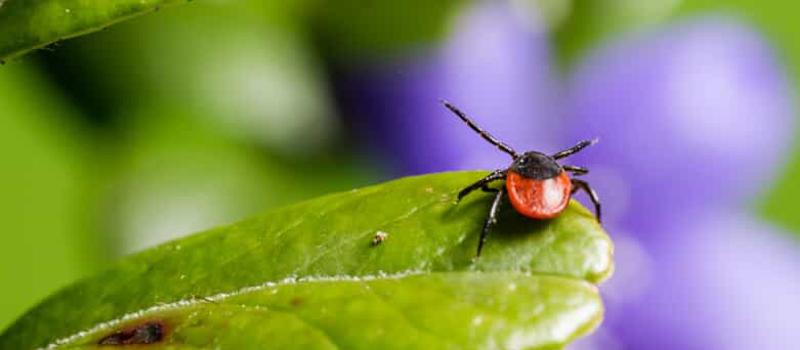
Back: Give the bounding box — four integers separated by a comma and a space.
371, 231, 389, 246
290, 297, 304, 307
98, 321, 165, 346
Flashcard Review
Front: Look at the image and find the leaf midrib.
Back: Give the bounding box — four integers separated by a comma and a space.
44, 270, 597, 349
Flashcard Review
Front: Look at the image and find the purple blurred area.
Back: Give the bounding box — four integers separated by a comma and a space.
333, 2, 560, 176
565, 17, 795, 231
332, 2, 800, 349
565, 18, 799, 349
605, 211, 800, 350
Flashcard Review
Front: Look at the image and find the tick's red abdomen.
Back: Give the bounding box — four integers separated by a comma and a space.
506, 170, 571, 219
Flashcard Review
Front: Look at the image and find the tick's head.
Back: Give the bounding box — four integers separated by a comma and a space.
509, 152, 562, 180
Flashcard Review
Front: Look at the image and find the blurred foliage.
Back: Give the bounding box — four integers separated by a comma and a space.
0, 0, 468, 65
101, 104, 370, 255
307, 0, 466, 61
0, 64, 98, 329
33, 0, 377, 254
552, 0, 679, 67
0, 172, 611, 349
0, 0, 189, 61
39, 1, 335, 150
0, 0, 375, 329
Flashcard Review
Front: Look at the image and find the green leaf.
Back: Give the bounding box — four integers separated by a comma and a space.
552, 0, 679, 68
0, 171, 613, 349
0, 63, 96, 330
309, 0, 467, 61
0, 0, 190, 62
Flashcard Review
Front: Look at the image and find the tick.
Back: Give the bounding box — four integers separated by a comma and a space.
442, 100, 601, 257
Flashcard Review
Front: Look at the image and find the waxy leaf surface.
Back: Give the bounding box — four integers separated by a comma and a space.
0, 0, 189, 61
0, 171, 613, 349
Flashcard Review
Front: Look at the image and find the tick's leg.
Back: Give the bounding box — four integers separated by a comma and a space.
457, 169, 506, 202
571, 179, 601, 222
441, 100, 519, 158
553, 139, 598, 160
477, 188, 504, 257
563, 165, 588, 176
481, 184, 499, 193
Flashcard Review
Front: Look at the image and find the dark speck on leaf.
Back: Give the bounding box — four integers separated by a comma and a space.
371, 231, 389, 246
290, 297, 304, 307
98, 321, 165, 345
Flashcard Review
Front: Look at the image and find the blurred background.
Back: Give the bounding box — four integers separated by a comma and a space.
2, 0, 800, 348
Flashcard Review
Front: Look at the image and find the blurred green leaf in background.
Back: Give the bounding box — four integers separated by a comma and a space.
0, 0, 188, 61
308, 0, 466, 61
0, 63, 98, 331
0, 0, 378, 329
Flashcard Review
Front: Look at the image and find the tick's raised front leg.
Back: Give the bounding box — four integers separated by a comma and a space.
457, 169, 506, 202
553, 139, 598, 160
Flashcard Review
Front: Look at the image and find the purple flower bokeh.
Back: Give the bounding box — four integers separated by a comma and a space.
565, 17, 795, 231
330, 2, 800, 349
611, 211, 800, 350
563, 17, 799, 349
335, 2, 560, 175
